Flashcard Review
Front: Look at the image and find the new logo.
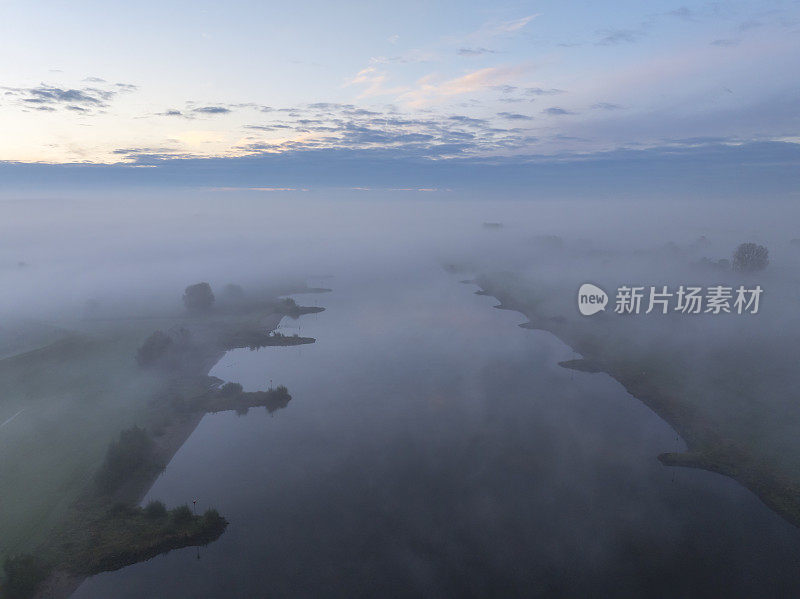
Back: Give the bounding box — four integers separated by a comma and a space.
578, 283, 608, 316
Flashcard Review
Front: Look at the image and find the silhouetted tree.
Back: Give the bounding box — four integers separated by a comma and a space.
144, 500, 168, 519
183, 282, 215, 312
95, 426, 160, 493
732, 242, 769, 272
136, 331, 172, 367
171, 504, 194, 524
220, 382, 243, 397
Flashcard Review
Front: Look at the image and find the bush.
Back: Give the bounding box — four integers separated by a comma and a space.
95, 426, 159, 493
732, 242, 769, 272
3, 554, 48, 599
183, 282, 215, 312
108, 502, 137, 517
220, 382, 243, 397
201, 508, 225, 528
136, 330, 172, 367
171, 504, 194, 524
144, 500, 168, 519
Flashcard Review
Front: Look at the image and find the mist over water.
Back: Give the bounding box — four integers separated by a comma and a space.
4, 193, 800, 597
2, 192, 796, 319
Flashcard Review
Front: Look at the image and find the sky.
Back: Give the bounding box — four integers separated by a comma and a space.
0, 0, 798, 194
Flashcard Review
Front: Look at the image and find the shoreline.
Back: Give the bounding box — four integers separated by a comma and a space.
473, 274, 800, 529
26, 299, 322, 599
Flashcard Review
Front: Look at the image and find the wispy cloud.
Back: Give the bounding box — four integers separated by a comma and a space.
483, 14, 540, 37
345, 66, 408, 97
543, 106, 575, 115
591, 102, 625, 110
1, 81, 136, 113
458, 47, 497, 56
497, 112, 534, 121
398, 64, 534, 107
525, 87, 565, 96
711, 38, 740, 47
193, 106, 231, 115
595, 29, 641, 46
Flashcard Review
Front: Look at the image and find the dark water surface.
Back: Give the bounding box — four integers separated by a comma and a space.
73, 262, 800, 598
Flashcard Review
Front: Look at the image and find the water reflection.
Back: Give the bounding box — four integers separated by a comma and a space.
73, 265, 800, 598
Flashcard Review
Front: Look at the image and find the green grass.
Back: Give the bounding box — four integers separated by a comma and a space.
0, 283, 316, 596
0, 328, 165, 562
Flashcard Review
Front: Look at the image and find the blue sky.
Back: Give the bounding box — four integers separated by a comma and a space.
0, 0, 798, 193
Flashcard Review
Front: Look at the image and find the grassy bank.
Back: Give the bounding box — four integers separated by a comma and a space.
0, 282, 322, 598
475, 269, 800, 528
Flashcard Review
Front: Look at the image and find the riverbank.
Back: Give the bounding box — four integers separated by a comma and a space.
473, 272, 800, 529
0, 284, 325, 599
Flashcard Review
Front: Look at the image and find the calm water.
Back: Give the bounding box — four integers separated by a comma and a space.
73, 261, 800, 598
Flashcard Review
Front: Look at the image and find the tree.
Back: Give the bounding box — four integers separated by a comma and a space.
144, 500, 168, 519
171, 504, 194, 524
95, 426, 160, 493
732, 243, 769, 272
219, 382, 243, 397
136, 330, 172, 367
183, 282, 215, 312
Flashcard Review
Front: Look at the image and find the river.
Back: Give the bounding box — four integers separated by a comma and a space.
72, 259, 800, 598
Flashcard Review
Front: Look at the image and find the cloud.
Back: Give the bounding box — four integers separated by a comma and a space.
738, 19, 762, 32
497, 112, 534, 121
193, 106, 231, 114
458, 47, 497, 56
387, 34, 399, 44
711, 38, 739, 47
369, 49, 438, 64
595, 29, 641, 46
3, 84, 113, 112
2, 80, 138, 114
222, 101, 540, 159
524, 87, 565, 96
4, 142, 798, 201
665, 6, 695, 20
543, 107, 575, 115
448, 115, 488, 126
484, 14, 540, 37
399, 64, 534, 107
345, 66, 407, 98
591, 102, 625, 110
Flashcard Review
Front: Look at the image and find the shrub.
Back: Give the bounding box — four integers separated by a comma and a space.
3, 554, 48, 599
95, 426, 159, 494
144, 500, 168, 519
203, 508, 222, 522
732, 242, 769, 272
220, 382, 243, 397
136, 330, 172, 367
108, 502, 137, 517
183, 282, 215, 312
171, 504, 194, 524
